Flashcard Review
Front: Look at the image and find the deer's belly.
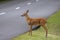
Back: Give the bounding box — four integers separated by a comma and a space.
28, 22, 40, 25
27, 20, 40, 25
32, 22, 40, 25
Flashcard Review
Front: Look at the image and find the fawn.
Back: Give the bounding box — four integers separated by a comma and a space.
21, 10, 48, 37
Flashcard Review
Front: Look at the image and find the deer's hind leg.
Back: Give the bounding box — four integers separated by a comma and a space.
42, 25, 48, 38
40, 21, 48, 38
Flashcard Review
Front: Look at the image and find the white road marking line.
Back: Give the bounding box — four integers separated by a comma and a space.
0, 12, 5, 15
27, 2, 31, 5
36, 0, 39, 2
16, 7, 21, 9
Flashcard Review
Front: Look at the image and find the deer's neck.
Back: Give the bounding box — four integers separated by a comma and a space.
25, 15, 30, 20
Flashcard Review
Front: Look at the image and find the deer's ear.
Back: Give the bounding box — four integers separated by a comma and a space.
26, 10, 29, 13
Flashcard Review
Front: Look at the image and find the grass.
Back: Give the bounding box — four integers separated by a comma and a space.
11, 10, 60, 40
0, 0, 11, 2
47, 10, 60, 36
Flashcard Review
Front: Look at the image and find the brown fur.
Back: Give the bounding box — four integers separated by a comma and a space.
21, 10, 48, 37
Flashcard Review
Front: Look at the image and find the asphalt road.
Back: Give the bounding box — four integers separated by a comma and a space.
0, 0, 60, 40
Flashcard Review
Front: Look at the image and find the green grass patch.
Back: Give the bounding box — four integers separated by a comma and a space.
0, 0, 10, 2
47, 10, 60, 36
11, 10, 60, 40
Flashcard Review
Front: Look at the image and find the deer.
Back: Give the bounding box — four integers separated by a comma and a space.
21, 10, 48, 38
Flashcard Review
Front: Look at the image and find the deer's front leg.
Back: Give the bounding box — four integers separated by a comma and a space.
29, 25, 32, 36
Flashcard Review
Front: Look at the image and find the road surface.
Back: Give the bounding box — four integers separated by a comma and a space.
0, 0, 60, 40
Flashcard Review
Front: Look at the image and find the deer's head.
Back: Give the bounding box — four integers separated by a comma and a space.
21, 10, 29, 17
